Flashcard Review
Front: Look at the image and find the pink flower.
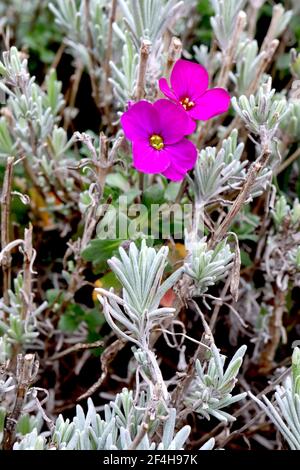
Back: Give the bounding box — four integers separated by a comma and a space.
159, 59, 230, 125
121, 99, 197, 181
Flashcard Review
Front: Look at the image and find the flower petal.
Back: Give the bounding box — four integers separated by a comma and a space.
121, 100, 159, 141
170, 59, 209, 101
162, 165, 186, 181
185, 114, 197, 134
153, 99, 195, 143
162, 138, 197, 181
190, 88, 231, 120
158, 78, 177, 101
132, 140, 170, 174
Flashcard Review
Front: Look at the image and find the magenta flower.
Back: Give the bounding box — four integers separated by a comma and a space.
159, 59, 230, 124
121, 99, 197, 181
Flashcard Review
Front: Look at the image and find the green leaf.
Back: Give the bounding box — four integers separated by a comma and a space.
142, 184, 164, 207
240, 250, 252, 267
106, 173, 130, 192
16, 415, 34, 435
81, 239, 122, 273
46, 288, 64, 305
83, 308, 105, 331
58, 304, 85, 332
165, 182, 181, 201
96, 271, 122, 291
58, 314, 80, 332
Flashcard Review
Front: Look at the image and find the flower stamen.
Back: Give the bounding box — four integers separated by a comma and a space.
180, 97, 195, 110
150, 134, 164, 150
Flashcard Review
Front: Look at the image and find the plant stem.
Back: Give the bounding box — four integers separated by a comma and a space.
171, 300, 212, 412
217, 11, 247, 89
247, 3, 259, 39
276, 147, 300, 175
103, 0, 118, 98
164, 36, 182, 79
209, 275, 231, 332
63, 59, 84, 130
128, 419, 149, 450
1, 156, 14, 306
3, 354, 37, 450
210, 145, 271, 246
257, 287, 286, 374
247, 39, 279, 96
135, 39, 152, 101
97, 132, 111, 198
84, 0, 102, 111
260, 4, 284, 53
21, 225, 34, 321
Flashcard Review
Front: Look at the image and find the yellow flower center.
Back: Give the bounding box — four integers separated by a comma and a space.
180, 96, 195, 110
150, 134, 164, 150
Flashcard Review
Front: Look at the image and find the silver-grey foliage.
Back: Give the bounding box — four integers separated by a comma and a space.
184, 238, 234, 295
96, 241, 182, 347
250, 348, 300, 450
191, 130, 271, 207
232, 78, 288, 142
233, 40, 266, 94
14, 389, 191, 450
185, 344, 247, 422
210, 0, 247, 51
1, 0, 299, 454
0, 47, 76, 203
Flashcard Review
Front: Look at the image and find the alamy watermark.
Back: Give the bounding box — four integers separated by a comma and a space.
95, 196, 205, 240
